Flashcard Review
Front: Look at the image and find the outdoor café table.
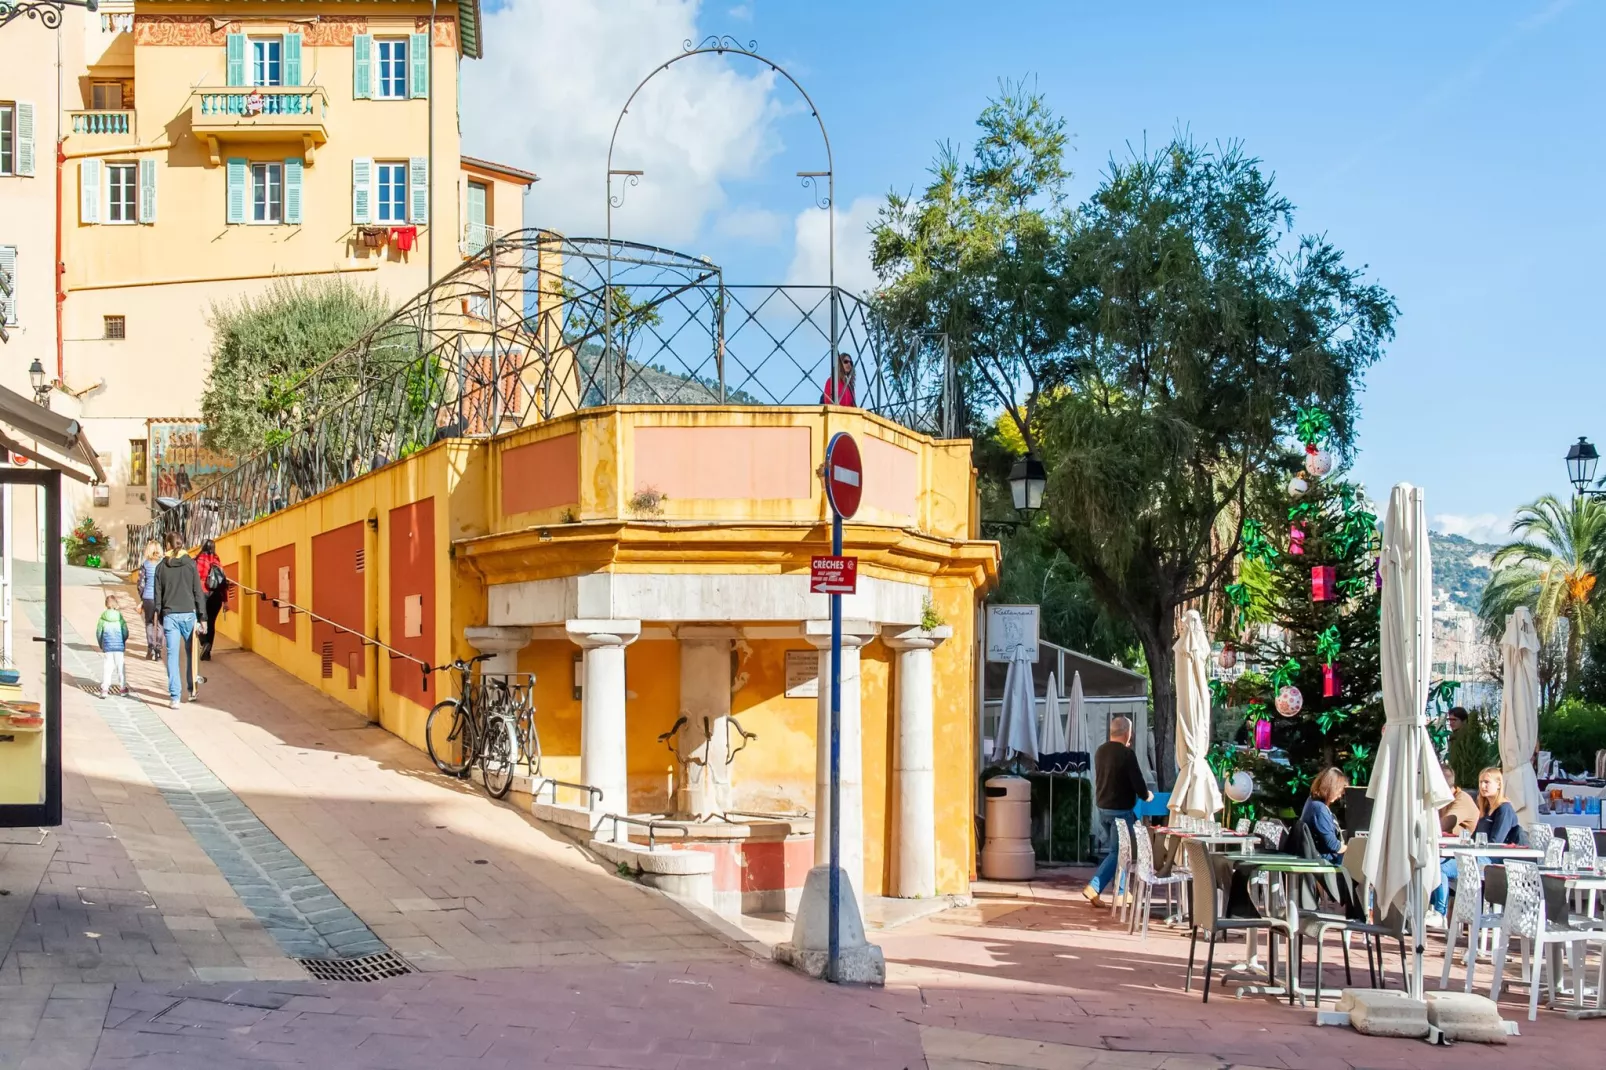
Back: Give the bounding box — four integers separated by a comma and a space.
1438, 838, 1543, 862
1536, 870, 1606, 1018
1220, 853, 1344, 1001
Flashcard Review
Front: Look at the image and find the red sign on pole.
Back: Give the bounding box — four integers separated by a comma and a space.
810, 555, 858, 595
824, 432, 862, 519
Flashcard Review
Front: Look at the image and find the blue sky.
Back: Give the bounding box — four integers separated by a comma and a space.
466, 1, 1604, 541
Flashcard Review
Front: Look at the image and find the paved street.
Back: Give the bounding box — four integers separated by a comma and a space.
0, 571, 1597, 1068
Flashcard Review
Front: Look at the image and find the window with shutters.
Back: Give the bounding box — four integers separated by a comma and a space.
376, 161, 407, 223
103, 315, 125, 339
251, 38, 283, 87
0, 246, 16, 327
251, 162, 283, 224
376, 39, 408, 99
0, 104, 12, 175
106, 162, 137, 223
91, 82, 124, 111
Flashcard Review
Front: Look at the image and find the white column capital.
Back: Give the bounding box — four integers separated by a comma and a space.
565, 619, 641, 649
803, 619, 876, 651
882, 624, 953, 652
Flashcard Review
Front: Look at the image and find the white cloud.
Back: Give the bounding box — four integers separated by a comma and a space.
784, 195, 882, 297
461, 0, 783, 246
711, 205, 787, 245
1431, 512, 1514, 546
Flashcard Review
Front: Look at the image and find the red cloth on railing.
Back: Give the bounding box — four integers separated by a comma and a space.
391, 226, 418, 252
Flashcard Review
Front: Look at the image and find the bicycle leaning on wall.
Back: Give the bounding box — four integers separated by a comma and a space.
423, 654, 541, 800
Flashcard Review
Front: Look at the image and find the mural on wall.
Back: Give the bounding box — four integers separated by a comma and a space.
148, 421, 236, 502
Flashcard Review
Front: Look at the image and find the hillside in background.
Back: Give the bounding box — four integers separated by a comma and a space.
1430, 531, 1502, 611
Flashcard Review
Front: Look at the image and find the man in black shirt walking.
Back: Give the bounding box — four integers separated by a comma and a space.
1082, 716, 1153, 905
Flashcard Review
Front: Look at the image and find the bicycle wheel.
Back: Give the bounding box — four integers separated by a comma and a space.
481, 716, 515, 799
425, 698, 475, 777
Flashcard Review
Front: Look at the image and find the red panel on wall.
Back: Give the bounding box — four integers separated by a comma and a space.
388, 497, 435, 705
220, 562, 238, 611
312, 521, 366, 685
255, 543, 297, 641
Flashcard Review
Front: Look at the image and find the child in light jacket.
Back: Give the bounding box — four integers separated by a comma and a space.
96, 595, 129, 698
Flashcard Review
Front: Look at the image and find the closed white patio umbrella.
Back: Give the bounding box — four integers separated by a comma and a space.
995, 644, 1039, 765
1500, 606, 1542, 825
1169, 610, 1223, 819
1362, 483, 1452, 999
1065, 670, 1094, 765
1038, 671, 1068, 755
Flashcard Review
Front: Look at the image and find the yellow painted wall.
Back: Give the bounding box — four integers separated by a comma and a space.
210, 440, 485, 748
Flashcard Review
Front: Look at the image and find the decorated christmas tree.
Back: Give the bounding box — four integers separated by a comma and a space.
1216, 408, 1384, 814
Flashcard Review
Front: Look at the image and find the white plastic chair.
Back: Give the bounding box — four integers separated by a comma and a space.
1564, 826, 1601, 919
1111, 818, 1136, 922
1489, 862, 1606, 1020
1440, 852, 1502, 992
1128, 824, 1189, 939
1527, 823, 1554, 857
1234, 818, 1251, 836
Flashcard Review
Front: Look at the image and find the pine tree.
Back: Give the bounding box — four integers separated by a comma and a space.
1220, 410, 1384, 812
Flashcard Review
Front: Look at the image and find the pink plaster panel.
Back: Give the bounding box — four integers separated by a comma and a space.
501, 433, 580, 516
860, 434, 919, 519
632, 426, 813, 501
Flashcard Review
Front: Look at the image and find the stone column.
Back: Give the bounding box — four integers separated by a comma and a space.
804, 619, 874, 902
883, 625, 952, 899
463, 626, 532, 681
566, 619, 640, 842
675, 627, 737, 818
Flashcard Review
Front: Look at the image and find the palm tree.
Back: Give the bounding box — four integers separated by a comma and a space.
1480, 494, 1606, 693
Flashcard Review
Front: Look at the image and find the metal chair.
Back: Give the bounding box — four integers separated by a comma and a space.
1441, 851, 1503, 992
1181, 839, 1287, 1004
1489, 861, 1606, 1020
1128, 823, 1190, 939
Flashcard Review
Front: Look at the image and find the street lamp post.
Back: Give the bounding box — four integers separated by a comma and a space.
1565, 436, 1602, 499
980, 454, 1048, 539
27, 358, 51, 408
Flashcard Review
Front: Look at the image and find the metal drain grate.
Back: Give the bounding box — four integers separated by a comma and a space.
297, 951, 414, 983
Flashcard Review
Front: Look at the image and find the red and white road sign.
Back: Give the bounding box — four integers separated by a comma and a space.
810, 555, 858, 595
824, 431, 861, 519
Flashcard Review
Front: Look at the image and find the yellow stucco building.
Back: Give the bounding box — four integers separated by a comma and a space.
0, 0, 530, 554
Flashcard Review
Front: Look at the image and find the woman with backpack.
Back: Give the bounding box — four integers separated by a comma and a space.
195, 539, 228, 662
137, 540, 163, 661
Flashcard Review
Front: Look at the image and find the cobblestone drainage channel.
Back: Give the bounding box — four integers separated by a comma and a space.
39, 602, 392, 965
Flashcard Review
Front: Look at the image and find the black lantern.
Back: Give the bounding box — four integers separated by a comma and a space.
27, 358, 49, 406
1008, 454, 1047, 517
1566, 437, 1599, 497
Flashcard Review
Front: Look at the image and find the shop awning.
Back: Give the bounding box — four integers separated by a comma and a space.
0, 385, 106, 484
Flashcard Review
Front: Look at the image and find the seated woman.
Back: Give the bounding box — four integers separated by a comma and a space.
1299, 767, 1349, 864
1473, 767, 1526, 846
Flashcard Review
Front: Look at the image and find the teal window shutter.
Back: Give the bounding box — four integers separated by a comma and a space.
408, 156, 428, 223
79, 159, 102, 224
352, 34, 373, 99
226, 33, 247, 87
351, 157, 373, 224
284, 33, 302, 86
15, 102, 34, 177
226, 158, 247, 224
284, 157, 303, 225
138, 158, 157, 223
0, 246, 17, 327
409, 33, 429, 99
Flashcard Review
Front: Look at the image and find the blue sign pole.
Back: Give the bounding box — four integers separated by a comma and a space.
827, 510, 842, 983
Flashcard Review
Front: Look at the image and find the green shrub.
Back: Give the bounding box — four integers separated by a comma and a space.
1538, 699, 1606, 775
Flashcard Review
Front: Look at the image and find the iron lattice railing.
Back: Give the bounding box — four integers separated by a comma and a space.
124, 230, 960, 566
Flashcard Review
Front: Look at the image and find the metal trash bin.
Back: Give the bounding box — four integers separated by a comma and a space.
980, 775, 1035, 880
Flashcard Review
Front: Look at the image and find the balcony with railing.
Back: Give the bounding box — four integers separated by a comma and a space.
66, 110, 136, 141
189, 87, 329, 165
461, 222, 497, 257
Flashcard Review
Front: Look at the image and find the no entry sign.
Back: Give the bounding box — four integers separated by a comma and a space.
824, 432, 861, 519
810, 555, 858, 595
